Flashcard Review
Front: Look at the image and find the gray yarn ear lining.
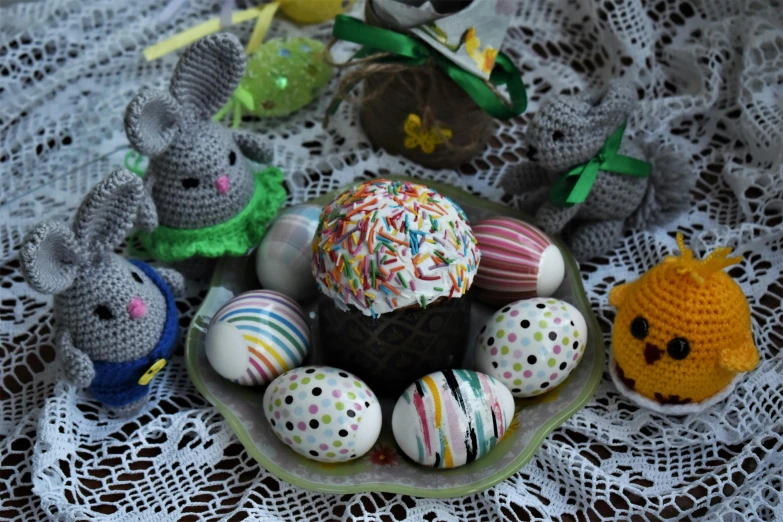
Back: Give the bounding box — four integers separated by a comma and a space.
20, 222, 82, 295
124, 90, 181, 157
169, 33, 246, 121
73, 170, 143, 256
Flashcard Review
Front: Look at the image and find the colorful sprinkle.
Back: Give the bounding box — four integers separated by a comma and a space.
312, 180, 480, 316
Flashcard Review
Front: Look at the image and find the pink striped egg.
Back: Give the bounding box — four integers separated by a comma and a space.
205, 290, 310, 386
472, 217, 564, 306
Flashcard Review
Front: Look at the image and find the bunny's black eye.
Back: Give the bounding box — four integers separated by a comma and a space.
132, 272, 144, 284
667, 338, 690, 360
228, 151, 237, 166
630, 316, 648, 339
95, 305, 114, 320
552, 130, 565, 142
182, 178, 200, 189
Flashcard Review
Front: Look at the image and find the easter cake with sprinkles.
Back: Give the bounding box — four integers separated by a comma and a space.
311, 179, 481, 316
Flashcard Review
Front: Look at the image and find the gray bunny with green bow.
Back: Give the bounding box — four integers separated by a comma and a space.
501, 81, 694, 261
125, 33, 287, 262
20, 170, 185, 414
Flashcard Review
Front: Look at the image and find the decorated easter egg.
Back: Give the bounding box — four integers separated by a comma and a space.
205, 290, 310, 386
392, 370, 515, 468
280, 0, 355, 24
472, 217, 564, 306
263, 366, 382, 463
235, 37, 332, 118
256, 205, 321, 301
474, 297, 588, 397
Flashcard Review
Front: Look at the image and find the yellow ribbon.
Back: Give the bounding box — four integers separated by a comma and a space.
144, 2, 281, 61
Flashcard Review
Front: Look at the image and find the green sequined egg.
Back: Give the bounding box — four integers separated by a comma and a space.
235, 37, 332, 118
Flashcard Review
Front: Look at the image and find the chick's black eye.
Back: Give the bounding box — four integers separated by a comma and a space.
228, 151, 237, 166
667, 338, 690, 360
132, 272, 144, 284
95, 305, 114, 320
630, 316, 648, 339
182, 177, 200, 189
552, 130, 565, 142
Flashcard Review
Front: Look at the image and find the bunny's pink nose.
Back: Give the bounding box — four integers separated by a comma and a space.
215, 175, 230, 194
128, 297, 147, 320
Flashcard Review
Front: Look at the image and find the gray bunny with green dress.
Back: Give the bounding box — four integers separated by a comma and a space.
20, 170, 185, 414
501, 81, 694, 261
125, 33, 287, 262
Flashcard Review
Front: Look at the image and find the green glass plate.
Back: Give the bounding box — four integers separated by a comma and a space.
185, 176, 604, 498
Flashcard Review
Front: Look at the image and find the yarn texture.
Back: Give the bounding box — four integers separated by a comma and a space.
124, 33, 282, 255
501, 81, 695, 261
609, 234, 759, 411
18, 170, 185, 412
135, 168, 286, 262
4, 0, 783, 519
89, 260, 179, 407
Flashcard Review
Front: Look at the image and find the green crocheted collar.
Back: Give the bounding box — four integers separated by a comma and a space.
134, 168, 287, 261
153, 169, 281, 238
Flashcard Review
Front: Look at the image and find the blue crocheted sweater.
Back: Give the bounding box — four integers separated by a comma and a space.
89, 260, 179, 407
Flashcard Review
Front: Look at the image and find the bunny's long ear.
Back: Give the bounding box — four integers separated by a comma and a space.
125, 89, 182, 157
20, 221, 83, 295
170, 33, 246, 121
589, 81, 637, 131
73, 169, 144, 257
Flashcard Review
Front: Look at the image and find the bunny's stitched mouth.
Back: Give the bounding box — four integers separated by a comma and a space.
215, 175, 230, 194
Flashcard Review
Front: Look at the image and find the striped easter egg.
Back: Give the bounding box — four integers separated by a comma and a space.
472, 217, 565, 306
392, 370, 515, 468
205, 290, 310, 386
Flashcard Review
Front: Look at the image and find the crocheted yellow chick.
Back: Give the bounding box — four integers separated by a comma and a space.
609, 233, 759, 413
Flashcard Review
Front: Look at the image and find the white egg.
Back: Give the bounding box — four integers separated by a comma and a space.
205, 290, 310, 386
256, 205, 321, 301
392, 370, 515, 468
263, 366, 382, 463
474, 297, 588, 397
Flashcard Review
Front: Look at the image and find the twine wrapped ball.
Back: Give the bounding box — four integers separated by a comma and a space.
358, 1, 495, 170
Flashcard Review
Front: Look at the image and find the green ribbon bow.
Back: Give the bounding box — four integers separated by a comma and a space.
328, 15, 527, 120
548, 123, 652, 207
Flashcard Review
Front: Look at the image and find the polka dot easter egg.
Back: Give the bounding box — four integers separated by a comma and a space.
392, 370, 515, 468
263, 366, 382, 463
474, 297, 588, 397
256, 205, 321, 301
472, 217, 565, 306
205, 290, 310, 386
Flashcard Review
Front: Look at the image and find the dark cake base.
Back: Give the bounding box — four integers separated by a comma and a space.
317, 296, 472, 396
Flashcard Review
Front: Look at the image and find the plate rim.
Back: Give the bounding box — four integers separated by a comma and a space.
185, 175, 605, 498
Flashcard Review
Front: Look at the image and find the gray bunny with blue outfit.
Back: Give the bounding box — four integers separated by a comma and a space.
20, 170, 185, 414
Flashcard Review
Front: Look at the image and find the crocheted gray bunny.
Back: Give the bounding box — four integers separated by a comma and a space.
501, 81, 693, 261
20, 170, 185, 414
124, 33, 274, 232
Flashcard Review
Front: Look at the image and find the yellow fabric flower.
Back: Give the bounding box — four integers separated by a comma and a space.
403, 114, 453, 154
464, 27, 498, 74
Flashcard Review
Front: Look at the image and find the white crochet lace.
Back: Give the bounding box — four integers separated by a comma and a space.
1, 0, 782, 520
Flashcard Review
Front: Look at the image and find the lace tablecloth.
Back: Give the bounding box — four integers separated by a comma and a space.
2, 0, 782, 520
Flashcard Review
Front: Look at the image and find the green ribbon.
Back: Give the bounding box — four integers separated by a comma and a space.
548, 123, 652, 207
214, 85, 255, 128
328, 15, 527, 120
